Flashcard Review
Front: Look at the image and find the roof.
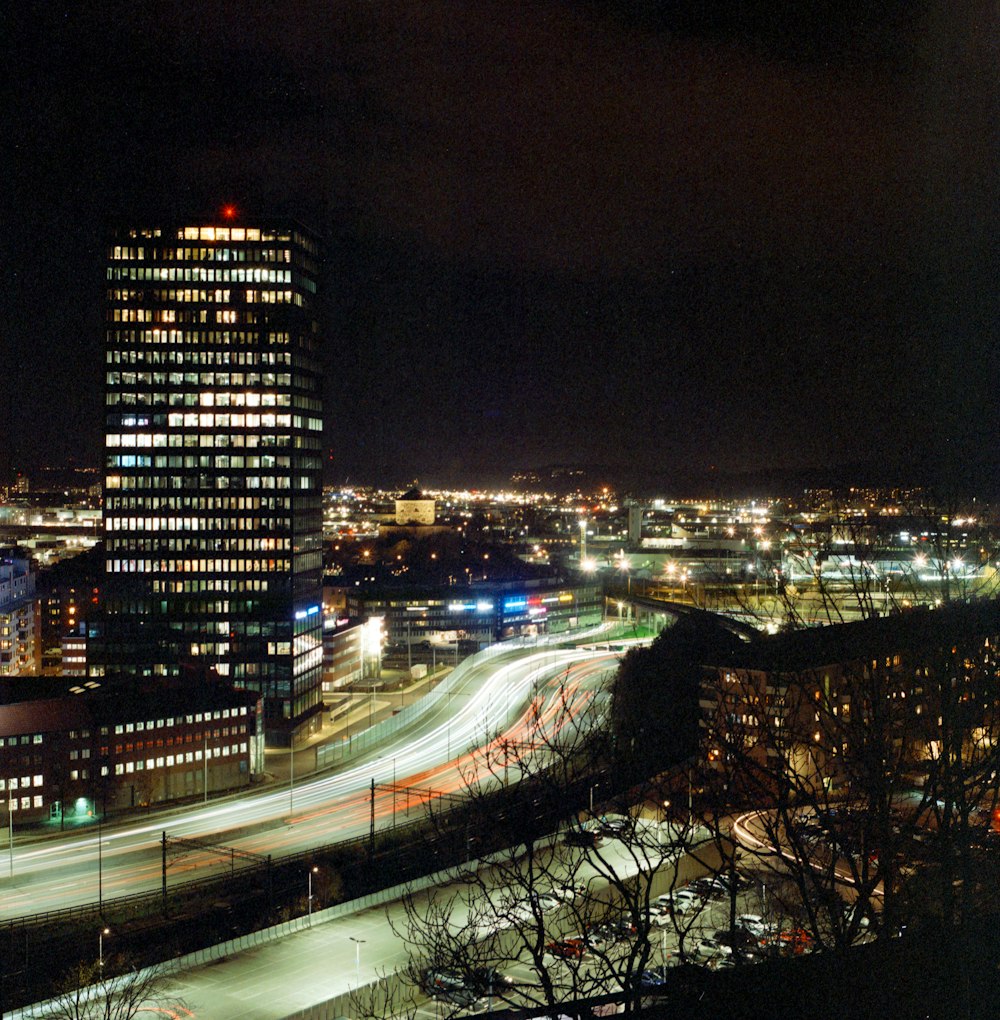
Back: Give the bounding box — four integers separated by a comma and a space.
0, 676, 258, 737
717, 598, 1000, 673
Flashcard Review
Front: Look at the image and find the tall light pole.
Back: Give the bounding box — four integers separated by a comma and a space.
307, 866, 318, 924
289, 734, 295, 814
99, 926, 110, 969
349, 936, 365, 988
98, 809, 103, 909
6, 787, 13, 879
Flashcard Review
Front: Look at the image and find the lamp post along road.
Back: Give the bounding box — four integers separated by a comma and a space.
349, 936, 366, 988
5, 789, 13, 879
289, 735, 295, 814
307, 866, 318, 924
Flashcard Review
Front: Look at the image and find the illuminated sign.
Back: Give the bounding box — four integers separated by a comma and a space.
504, 597, 527, 611
448, 602, 476, 612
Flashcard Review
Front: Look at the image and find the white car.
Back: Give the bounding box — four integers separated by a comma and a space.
694, 937, 732, 960
654, 889, 702, 914
531, 892, 563, 912
544, 884, 584, 903
642, 904, 672, 927
736, 913, 771, 938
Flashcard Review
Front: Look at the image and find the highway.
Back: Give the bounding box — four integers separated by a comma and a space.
0, 644, 619, 920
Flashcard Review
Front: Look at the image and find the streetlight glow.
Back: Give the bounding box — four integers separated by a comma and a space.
308, 865, 319, 923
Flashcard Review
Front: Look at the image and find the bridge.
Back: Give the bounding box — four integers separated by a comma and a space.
603, 578, 760, 642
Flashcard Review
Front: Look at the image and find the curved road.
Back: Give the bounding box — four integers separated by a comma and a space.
1, 646, 619, 919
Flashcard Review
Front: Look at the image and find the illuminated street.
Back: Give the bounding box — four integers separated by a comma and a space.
0, 645, 617, 919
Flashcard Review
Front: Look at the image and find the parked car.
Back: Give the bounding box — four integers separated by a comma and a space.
773, 927, 814, 955
690, 876, 730, 900
419, 969, 479, 1007
654, 888, 702, 914
693, 937, 732, 960
469, 968, 514, 995
634, 963, 678, 989
546, 883, 585, 902
546, 937, 587, 960
530, 891, 563, 912
713, 928, 759, 953
735, 913, 772, 938
597, 814, 632, 838
586, 916, 636, 945
643, 904, 672, 927
692, 873, 748, 899
564, 828, 604, 849
583, 924, 611, 950
506, 898, 538, 923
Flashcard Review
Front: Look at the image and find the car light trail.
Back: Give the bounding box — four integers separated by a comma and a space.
2, 648, 617, 917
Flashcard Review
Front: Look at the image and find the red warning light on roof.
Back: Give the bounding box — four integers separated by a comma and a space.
221, 204, 238, 221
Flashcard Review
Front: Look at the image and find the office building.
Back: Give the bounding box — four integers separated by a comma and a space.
95, 216, 325, 744
0, 675, 259, 823
341, 577, 603, 651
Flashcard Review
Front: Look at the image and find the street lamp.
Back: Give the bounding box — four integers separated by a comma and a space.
289, 734, 295, 814
349, 936, 366, 987
99, 926, 110, 969
307, 865, 319, 923
5, 785, 13, 879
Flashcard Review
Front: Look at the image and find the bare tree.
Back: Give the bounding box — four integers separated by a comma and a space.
39, 959, 183, 1020
699, 597, 1000, 963
355, 672, 706, 1018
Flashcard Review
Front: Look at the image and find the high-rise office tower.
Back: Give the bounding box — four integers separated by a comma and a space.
95, 216, 325, 744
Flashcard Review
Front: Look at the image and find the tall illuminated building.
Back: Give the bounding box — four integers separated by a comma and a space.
93, 215, 325, 744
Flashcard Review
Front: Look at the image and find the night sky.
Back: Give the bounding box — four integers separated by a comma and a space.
3, 1, 997, 492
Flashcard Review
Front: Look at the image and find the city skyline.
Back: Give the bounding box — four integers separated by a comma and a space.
4, 2, 997, 492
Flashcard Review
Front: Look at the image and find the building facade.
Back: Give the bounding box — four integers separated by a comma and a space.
0, 676, 260, 824
94, 218, 325, 744
0, 552, 36, 675
321, 616, 365, 692
343, 578, 604, 651
699, 600, 1000, 791
394, 488, 435, 526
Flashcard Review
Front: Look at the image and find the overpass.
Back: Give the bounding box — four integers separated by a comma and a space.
604, 582, 760, 643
